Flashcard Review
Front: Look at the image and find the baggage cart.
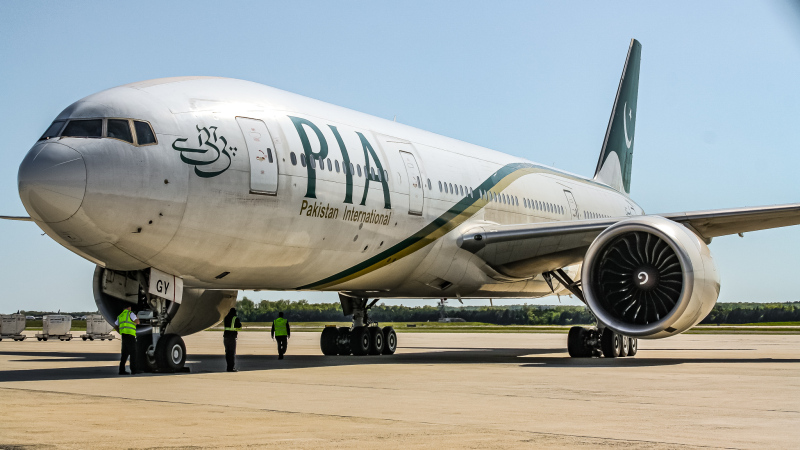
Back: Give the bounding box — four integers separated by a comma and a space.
35, 315, 73, 341
0, 314, 27, 341
81, 314, 115, 341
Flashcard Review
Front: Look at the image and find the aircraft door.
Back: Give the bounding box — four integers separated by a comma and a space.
236, 117, 278, 195
563, 190, 580, 219
399, 151, 424, 215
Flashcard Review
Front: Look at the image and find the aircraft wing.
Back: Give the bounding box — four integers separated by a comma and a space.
458, 203, 800, 279
0, 215, 32, 221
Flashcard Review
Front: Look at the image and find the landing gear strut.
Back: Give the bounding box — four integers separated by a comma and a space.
320, 294, 397, 356
544, 268, 639, 359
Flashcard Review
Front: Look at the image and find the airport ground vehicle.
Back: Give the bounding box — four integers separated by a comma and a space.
0, 314, 27, 341
35, 315, 73, 341
80, 314, 115, 341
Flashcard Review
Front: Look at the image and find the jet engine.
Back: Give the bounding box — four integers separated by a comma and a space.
92, 266, 237, 336
582, 216, 720, 339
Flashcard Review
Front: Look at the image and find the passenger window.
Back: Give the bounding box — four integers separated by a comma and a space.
335, 160, 340, 173
384, 170, 389, 181
133, 121, 156, 145
327, 158, 332, 171
39, 120, 65, 140
290, 152, 297, 166
267, 148, 274, 163
370, 167, 376, 180
310, 157, 317, 169
357, 164, 362, 177
427, 179, 432, 190
438, 181, 443, 192
300, 154, 307, 167
62, 119, 102, 138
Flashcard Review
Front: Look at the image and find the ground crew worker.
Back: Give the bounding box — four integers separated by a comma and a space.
223, 307, 242, 372
114, 306, 139, 375
271, 312, 290, 359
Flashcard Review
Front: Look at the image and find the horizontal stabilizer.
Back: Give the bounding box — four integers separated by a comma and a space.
0, 215, 32, 221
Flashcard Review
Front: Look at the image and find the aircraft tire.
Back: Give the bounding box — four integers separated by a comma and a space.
619, 335, 630, 357
350, 326, 370, 356
382, 327, 397, 355
336, 327, 351, 355
368, 327, 384, 355
628, 338, 638, 356
320, 327, 338, 355
601, 328, 621, 358
567, 326, 591, 357
156, 334, 186, 372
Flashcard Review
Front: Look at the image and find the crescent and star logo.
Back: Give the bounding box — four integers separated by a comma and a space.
623, 102, 634, 149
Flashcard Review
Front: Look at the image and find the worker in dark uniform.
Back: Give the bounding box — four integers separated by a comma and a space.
114, 305, 140, 375
223, 308, 242, 372
271, 312, 290, 359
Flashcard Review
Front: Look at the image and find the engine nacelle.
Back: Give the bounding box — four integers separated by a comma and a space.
93, 266, 237, 336
582, 216, 720, 339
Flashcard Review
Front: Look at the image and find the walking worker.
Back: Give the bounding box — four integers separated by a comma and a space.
271, 312, 290, 359
223, 307, 242, 372
114, 305, 139, 375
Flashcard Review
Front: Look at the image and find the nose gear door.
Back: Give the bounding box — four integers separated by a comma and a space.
236, 117, 279, 195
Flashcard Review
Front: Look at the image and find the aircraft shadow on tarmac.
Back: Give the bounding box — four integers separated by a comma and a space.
1, 347, 799, 383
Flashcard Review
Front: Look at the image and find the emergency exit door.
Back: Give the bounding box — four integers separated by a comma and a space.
563, 190, 579, 219
399, 151, 424, 215
236, 117, 278, 195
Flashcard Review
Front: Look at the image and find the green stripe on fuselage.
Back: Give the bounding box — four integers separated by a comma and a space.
296, 163, 611, 290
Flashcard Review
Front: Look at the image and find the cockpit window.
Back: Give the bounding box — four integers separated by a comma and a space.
62, 119, 102, 138
39, 121, 65, 140
107, 119, 133, 144
133, 121, 156, 145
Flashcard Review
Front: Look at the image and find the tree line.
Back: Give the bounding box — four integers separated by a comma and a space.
235, 298, 800, 325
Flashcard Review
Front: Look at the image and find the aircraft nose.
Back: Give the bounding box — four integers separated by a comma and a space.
18, 142, 87, 223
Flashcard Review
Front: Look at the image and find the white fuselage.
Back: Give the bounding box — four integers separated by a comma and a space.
23, 77, 643, 299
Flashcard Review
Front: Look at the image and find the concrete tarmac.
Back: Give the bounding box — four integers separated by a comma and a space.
0, 331, 798, 449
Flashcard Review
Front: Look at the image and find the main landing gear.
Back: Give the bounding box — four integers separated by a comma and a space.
320, 295, 398, 356
543, 268, 639, 359
567, 326, 638, 358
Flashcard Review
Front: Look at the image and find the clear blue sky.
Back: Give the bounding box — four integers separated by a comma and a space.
1, 1, 799, 313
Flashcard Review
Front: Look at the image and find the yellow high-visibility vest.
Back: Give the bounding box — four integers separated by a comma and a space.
273, 317, 288, 336
117, 310, 136, 336
224, 315, 241, 331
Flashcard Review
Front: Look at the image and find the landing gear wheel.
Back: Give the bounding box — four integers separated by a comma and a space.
381, 326, 397, 355
336, 327, 351, 355
37, 337, 42, 341
156, 334, 186, 372
628, 337, 638, 356
320, 327, 338, 355
89, 336, 94, 341
82, 337, 87, 341
601, 328, 621, 358
368, 327, 384, 355
43, 338, 48, 341
619, 335, 630, 357
568, 326, 592, 357
350, 326, 370, 356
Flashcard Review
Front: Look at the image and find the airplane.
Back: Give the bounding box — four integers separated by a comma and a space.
5, 38, 800, 371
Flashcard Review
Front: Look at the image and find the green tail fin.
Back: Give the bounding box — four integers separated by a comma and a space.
593, 39, 642, 195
